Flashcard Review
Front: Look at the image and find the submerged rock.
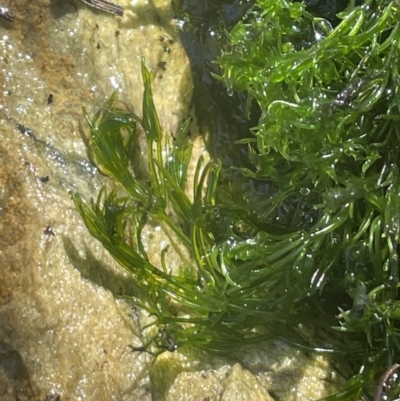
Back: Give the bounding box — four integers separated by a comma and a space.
0, 0, 191, 399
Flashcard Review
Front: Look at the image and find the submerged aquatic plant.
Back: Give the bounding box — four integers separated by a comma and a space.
217, 0, 400, 399
73, 60, 306, 355
73, 0, 400, 398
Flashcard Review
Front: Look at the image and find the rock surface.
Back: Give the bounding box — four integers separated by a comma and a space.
0, 1, 347, 400
0, 1, 191, 400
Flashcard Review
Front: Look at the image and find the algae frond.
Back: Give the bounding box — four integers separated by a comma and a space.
73, 60, 299, 355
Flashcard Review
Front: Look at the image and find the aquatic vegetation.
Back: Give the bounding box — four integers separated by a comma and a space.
73, 60, 302, 355
217, 0, 400, 398
73, 0, 400, 398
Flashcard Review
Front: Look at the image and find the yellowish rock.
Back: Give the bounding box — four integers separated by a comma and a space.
0, 0, 192, 400
221, 364, 275, 401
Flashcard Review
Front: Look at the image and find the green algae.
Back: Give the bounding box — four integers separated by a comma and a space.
217, 0, 400, 399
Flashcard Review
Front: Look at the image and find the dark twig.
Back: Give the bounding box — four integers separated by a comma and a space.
78, 0, 124, 16
0, 0, 124, 20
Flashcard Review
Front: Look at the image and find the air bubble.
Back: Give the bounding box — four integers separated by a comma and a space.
300, 187, 310, 196
226, 88, 234, 96
304, 215, 313, 224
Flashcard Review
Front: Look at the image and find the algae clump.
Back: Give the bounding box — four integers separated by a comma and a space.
217, 0, 400, 399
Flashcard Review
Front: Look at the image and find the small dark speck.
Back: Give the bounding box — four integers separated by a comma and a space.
40, 176, 49, 183
163, 46, 170, 54
16, 123, 35, 139
158, 61, 167, 71
96, 42, 101, 49
44, 226, 55, 236
47, 94, 53, 104
115, 30, 120, 37
49, 149, 65, 166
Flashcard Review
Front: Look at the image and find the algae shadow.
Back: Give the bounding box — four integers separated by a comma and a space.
62, 236, 138, 298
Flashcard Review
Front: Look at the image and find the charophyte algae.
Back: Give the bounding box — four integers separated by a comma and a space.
73, 1, 400, 399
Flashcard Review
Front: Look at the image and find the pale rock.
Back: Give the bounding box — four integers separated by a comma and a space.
0, 0, 191, 400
